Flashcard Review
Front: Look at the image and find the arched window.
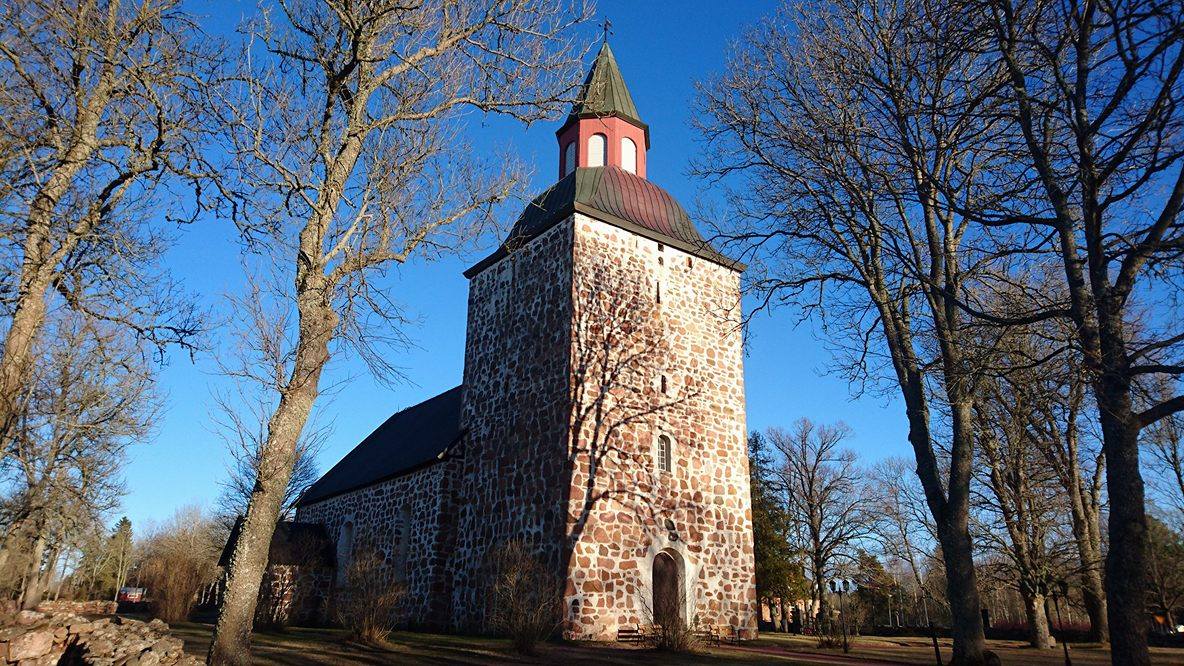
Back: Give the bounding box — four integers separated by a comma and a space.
621, 137, 637, 174
588, 133, 607, 168
563, 141, 576, 177
336, 521, 354, 584
657, 435, 672, 473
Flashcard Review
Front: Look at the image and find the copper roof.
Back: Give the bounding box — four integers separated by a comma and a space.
562, 42, 648, 142
465, 166, 741, 277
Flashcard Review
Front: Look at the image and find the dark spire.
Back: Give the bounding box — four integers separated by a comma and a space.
565, 42, 646, 133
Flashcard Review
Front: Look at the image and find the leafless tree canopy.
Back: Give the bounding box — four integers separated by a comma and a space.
766, 420, 866, 627
208, 2, 589, 662
695, 1, 1008, 659
0, 0, 211, 449
0, 314, 158, 608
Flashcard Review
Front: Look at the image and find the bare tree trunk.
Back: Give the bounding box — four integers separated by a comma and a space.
0, 275, 52, 445
907, 395, 987, 665
21, 532, 47, 611
1065, 481, 1107, 643
1096, 377, 1147, 663
208, 285, 336, 665
1021, 588, 1053, 649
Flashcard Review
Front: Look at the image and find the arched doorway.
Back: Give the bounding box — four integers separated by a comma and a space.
652, 550, 684, 629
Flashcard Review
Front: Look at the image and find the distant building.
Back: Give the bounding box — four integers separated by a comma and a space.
293, 43, 756, 640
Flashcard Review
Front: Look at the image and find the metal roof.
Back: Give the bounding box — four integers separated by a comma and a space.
561, 42, 649, 142
465, 166, 742, 277
297, 386, 464, 506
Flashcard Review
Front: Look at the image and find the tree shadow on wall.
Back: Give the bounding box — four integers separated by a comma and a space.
560, 261, 721, 633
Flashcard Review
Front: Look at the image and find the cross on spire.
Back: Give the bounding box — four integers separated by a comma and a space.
600, 18, 613, 44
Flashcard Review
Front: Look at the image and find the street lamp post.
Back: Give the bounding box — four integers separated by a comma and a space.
829, 579, 852, 654
1050, 580, 1072, 666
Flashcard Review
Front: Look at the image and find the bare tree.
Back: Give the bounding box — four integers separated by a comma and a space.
867, 458, 941, 604
487, 540, 562, 655
975, 379, 1068, 649
972, 2, 1184, 660
767, 420, 866, 631
211, 386, 327, 534
696, 1, 1007, 660
1146, 398, 1184, 530
0, 315, 157, 608
333, 547, 406, 645
205, 1, 588, 661
989, 320, 1109, 643
134, 505, 223, 623
0, 0, 210, 449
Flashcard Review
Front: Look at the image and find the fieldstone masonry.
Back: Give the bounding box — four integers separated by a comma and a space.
294, 44, 756, 641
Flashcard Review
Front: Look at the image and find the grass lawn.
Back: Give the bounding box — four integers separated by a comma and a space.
169, 622, 1184, 665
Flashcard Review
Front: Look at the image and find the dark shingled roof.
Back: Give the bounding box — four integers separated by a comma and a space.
297, 386, 464, 506
562, 42, 648, 144
465, 166, 742, 277
219, 519, 335, 568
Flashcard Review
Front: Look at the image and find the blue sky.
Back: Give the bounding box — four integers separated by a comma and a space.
118, 0, 909, 530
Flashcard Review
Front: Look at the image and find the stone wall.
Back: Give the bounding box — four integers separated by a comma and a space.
255, 564, 332, 627
294, 462, 446, 626
293, 208, 756, 639
33, 601, 117, 616
0, 611, 199, 666
446, 219, 576, 630
561, 213, 756, 639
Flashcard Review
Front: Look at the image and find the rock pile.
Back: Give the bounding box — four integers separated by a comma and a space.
0, 611, 202, 666
35, 601, 118, 616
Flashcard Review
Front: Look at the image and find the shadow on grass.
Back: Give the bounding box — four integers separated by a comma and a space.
169, 622, 788, 665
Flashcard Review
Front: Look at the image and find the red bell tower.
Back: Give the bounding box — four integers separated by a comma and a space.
556, 42, 650, 180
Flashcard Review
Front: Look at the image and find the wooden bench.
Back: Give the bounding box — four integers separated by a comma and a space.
694, 624, 722, 647
616, 625, 650, 644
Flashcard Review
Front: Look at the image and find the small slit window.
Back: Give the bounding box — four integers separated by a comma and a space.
657, 435, 672, 473
660, 375, 668, 395
588, 133, 607, 168
656, 280, 661, 304
394, 505, 412, 581
621, 137, 637, 174
336, 521, 355, 584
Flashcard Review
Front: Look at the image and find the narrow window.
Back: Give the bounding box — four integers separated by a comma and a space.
657, 435, 672, 473
657, 243, 665, 252
336, 521, 354, 584
687, 257, 693, 268
394, 505, 412, 582
588, 133, 607, 168
621, 137, 638, 174
656, 280, 661, 304
660, 375, 668, 394
564, 141, 576, 176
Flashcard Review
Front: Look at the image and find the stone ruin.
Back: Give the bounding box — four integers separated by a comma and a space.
0, 609, 202, 666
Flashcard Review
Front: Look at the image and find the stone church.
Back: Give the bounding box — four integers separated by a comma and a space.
293, 43, 756, 640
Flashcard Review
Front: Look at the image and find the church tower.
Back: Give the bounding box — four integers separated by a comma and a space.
451, 42, 756, 639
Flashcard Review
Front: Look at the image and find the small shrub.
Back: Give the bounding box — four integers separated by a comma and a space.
134, 507, 221, 623
639, 578, 699, 653
487, 541, 562, 655
334, 549, 405, 645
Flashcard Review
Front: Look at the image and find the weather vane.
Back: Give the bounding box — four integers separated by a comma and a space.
600, 18, 613, 44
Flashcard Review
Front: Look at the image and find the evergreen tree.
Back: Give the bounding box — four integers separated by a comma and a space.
749, 431, 806, 629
